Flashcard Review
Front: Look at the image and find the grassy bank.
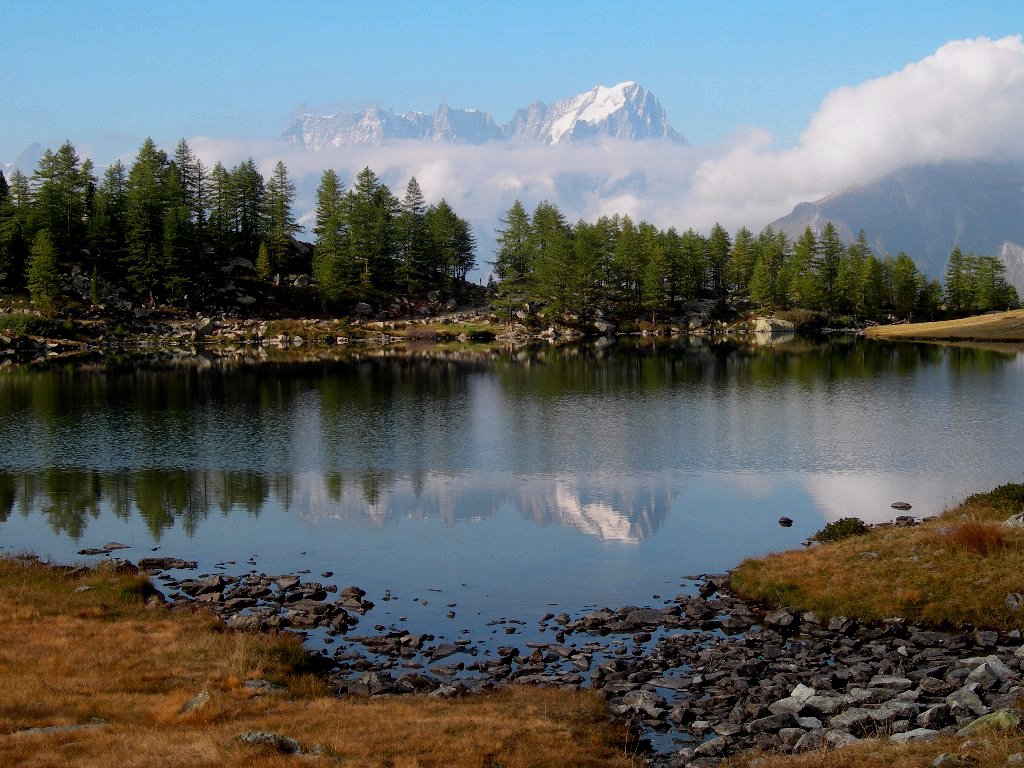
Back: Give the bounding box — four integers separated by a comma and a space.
864, 309, 1024, 342
731, 484, 1024, 630
726, 484, 1024, 767
0, 555, 633, 768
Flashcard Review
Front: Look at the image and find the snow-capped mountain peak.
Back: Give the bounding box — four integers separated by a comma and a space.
282, 82, 684, 148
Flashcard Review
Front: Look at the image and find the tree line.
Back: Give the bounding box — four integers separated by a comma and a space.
492, 200, 1019, 323
0, 138, 476, 308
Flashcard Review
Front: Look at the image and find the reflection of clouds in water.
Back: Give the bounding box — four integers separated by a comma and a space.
727, 473, 779, 500
802, 473, 978, 524
290, 471, 672, 543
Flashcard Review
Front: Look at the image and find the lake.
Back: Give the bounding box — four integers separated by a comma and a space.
1, 336, 1022, 655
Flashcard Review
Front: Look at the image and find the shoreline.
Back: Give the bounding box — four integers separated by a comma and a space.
38, 487, 1024, 766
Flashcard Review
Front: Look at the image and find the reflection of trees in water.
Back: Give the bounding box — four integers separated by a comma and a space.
0, 468, 268, 541
0, 338, 1015, 541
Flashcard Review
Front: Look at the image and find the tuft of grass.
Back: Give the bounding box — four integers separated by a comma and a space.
943, 520, 1007, 556
0, 313, 75, 338
731, 483, 1024, 630
0, 555, 633, 768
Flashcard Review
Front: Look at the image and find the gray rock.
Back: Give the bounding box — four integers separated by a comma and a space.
194, 317, 215, 338
791, 683, 816, 703
1006, 593, 1024, 612
932, 754, 978, 767
918, 703, 952, 729
890, 727, 939, 744
947, 687, 988, 717
179, 690, 210, 716
869, 675, 914, 691
692, 736, 727, 758
793, 729, 825, 753
768, 697, 804, 717
778, 727, 806, 746
955, 708, 1023, 736
829, 707, 876, 735
593, 319, 616, 335
824, 729, 860, 748
238, 731, 303, 754
620, 690, 667, 718
354, 302, 372, 316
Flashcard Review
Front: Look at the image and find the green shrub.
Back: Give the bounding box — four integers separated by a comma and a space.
812, 517, 869, 543
776, 309, 828, 334
0, 313, 74, 338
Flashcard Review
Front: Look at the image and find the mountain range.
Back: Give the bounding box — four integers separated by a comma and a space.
771, 160, 1024, 291
282, 81, 685, 148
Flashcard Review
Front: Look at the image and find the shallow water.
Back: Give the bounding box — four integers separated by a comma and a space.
1, 336, 1022, 649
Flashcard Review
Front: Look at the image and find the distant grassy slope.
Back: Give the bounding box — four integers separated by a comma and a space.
865, 309, 1024, 341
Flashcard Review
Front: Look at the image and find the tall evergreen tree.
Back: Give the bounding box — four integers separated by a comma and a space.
230, 158, 266, 262
27, 229, 61, 305
312, 169, 350, 301
814, 221, 844, 313
263, 160, 299, 271
396, 176, 428, 293
707, 223, 731, 301
31, 141, 90, 263
88, 160, 128, 280
124, 138, 169, 297
0, 170, 32, 289
528, 201, 574, 315
726, 226, 755, 297
943, 247, 970, 314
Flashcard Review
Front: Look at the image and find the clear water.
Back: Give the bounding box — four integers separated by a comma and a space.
1, 336, 1022, 651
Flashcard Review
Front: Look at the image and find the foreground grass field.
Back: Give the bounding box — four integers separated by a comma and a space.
864, 309, 1024, 341
0, 556, 634, 768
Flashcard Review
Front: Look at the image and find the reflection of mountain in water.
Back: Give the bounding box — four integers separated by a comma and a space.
289, 471, 673, 543
0, 467, 673, 544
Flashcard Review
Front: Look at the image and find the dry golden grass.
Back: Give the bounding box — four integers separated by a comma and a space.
731, 484, 1024, 629
864, 309, 1024, 341
0, 555, 634, 768
721, 731, 1024, 768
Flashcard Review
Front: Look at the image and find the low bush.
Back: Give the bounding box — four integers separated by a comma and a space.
775, 309, 828, 334
811, 517, 868, 542
0, 313, 75, 338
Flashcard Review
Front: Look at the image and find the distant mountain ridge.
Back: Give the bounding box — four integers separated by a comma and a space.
282, 82, 685, 148
771, 160, 1024, 292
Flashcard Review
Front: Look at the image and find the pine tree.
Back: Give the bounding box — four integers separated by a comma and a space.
786, 226, 818, 309
312, 169, 350, 301
396, 176, 428, 293
88, 160, 128, 280
256, 241, 272, 281
814, 222, 844, 314
726, 226, 755, 297
528, 201, 573, 316
492, 200, 533, 323
27, 229, 61, 305
707, 223, 731, 301
345, 167, 399, 289
263, 160, 299, 272
31, 141, 90, 264
124, 138, 169, 297
230, 158, 266, 263
944, 247, 969, 314
0, 170, 31, 289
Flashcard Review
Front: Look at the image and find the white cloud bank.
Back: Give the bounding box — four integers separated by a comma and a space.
190, 35, 1024, 269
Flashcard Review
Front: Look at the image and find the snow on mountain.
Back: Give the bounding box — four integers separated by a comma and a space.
282, 82, 685, 148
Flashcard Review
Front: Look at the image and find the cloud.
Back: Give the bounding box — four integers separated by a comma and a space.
188, 36, 1024, 273
683, 35, 1024, 227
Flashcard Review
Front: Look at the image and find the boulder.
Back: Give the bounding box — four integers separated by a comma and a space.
753, 317, 795, 335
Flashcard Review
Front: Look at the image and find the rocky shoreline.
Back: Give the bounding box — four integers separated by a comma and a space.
83, 551, 1024, 767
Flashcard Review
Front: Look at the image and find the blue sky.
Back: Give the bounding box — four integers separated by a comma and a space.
2, 0, 1021, 163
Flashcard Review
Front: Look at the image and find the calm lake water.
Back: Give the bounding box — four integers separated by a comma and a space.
1, 336, 1022, 651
